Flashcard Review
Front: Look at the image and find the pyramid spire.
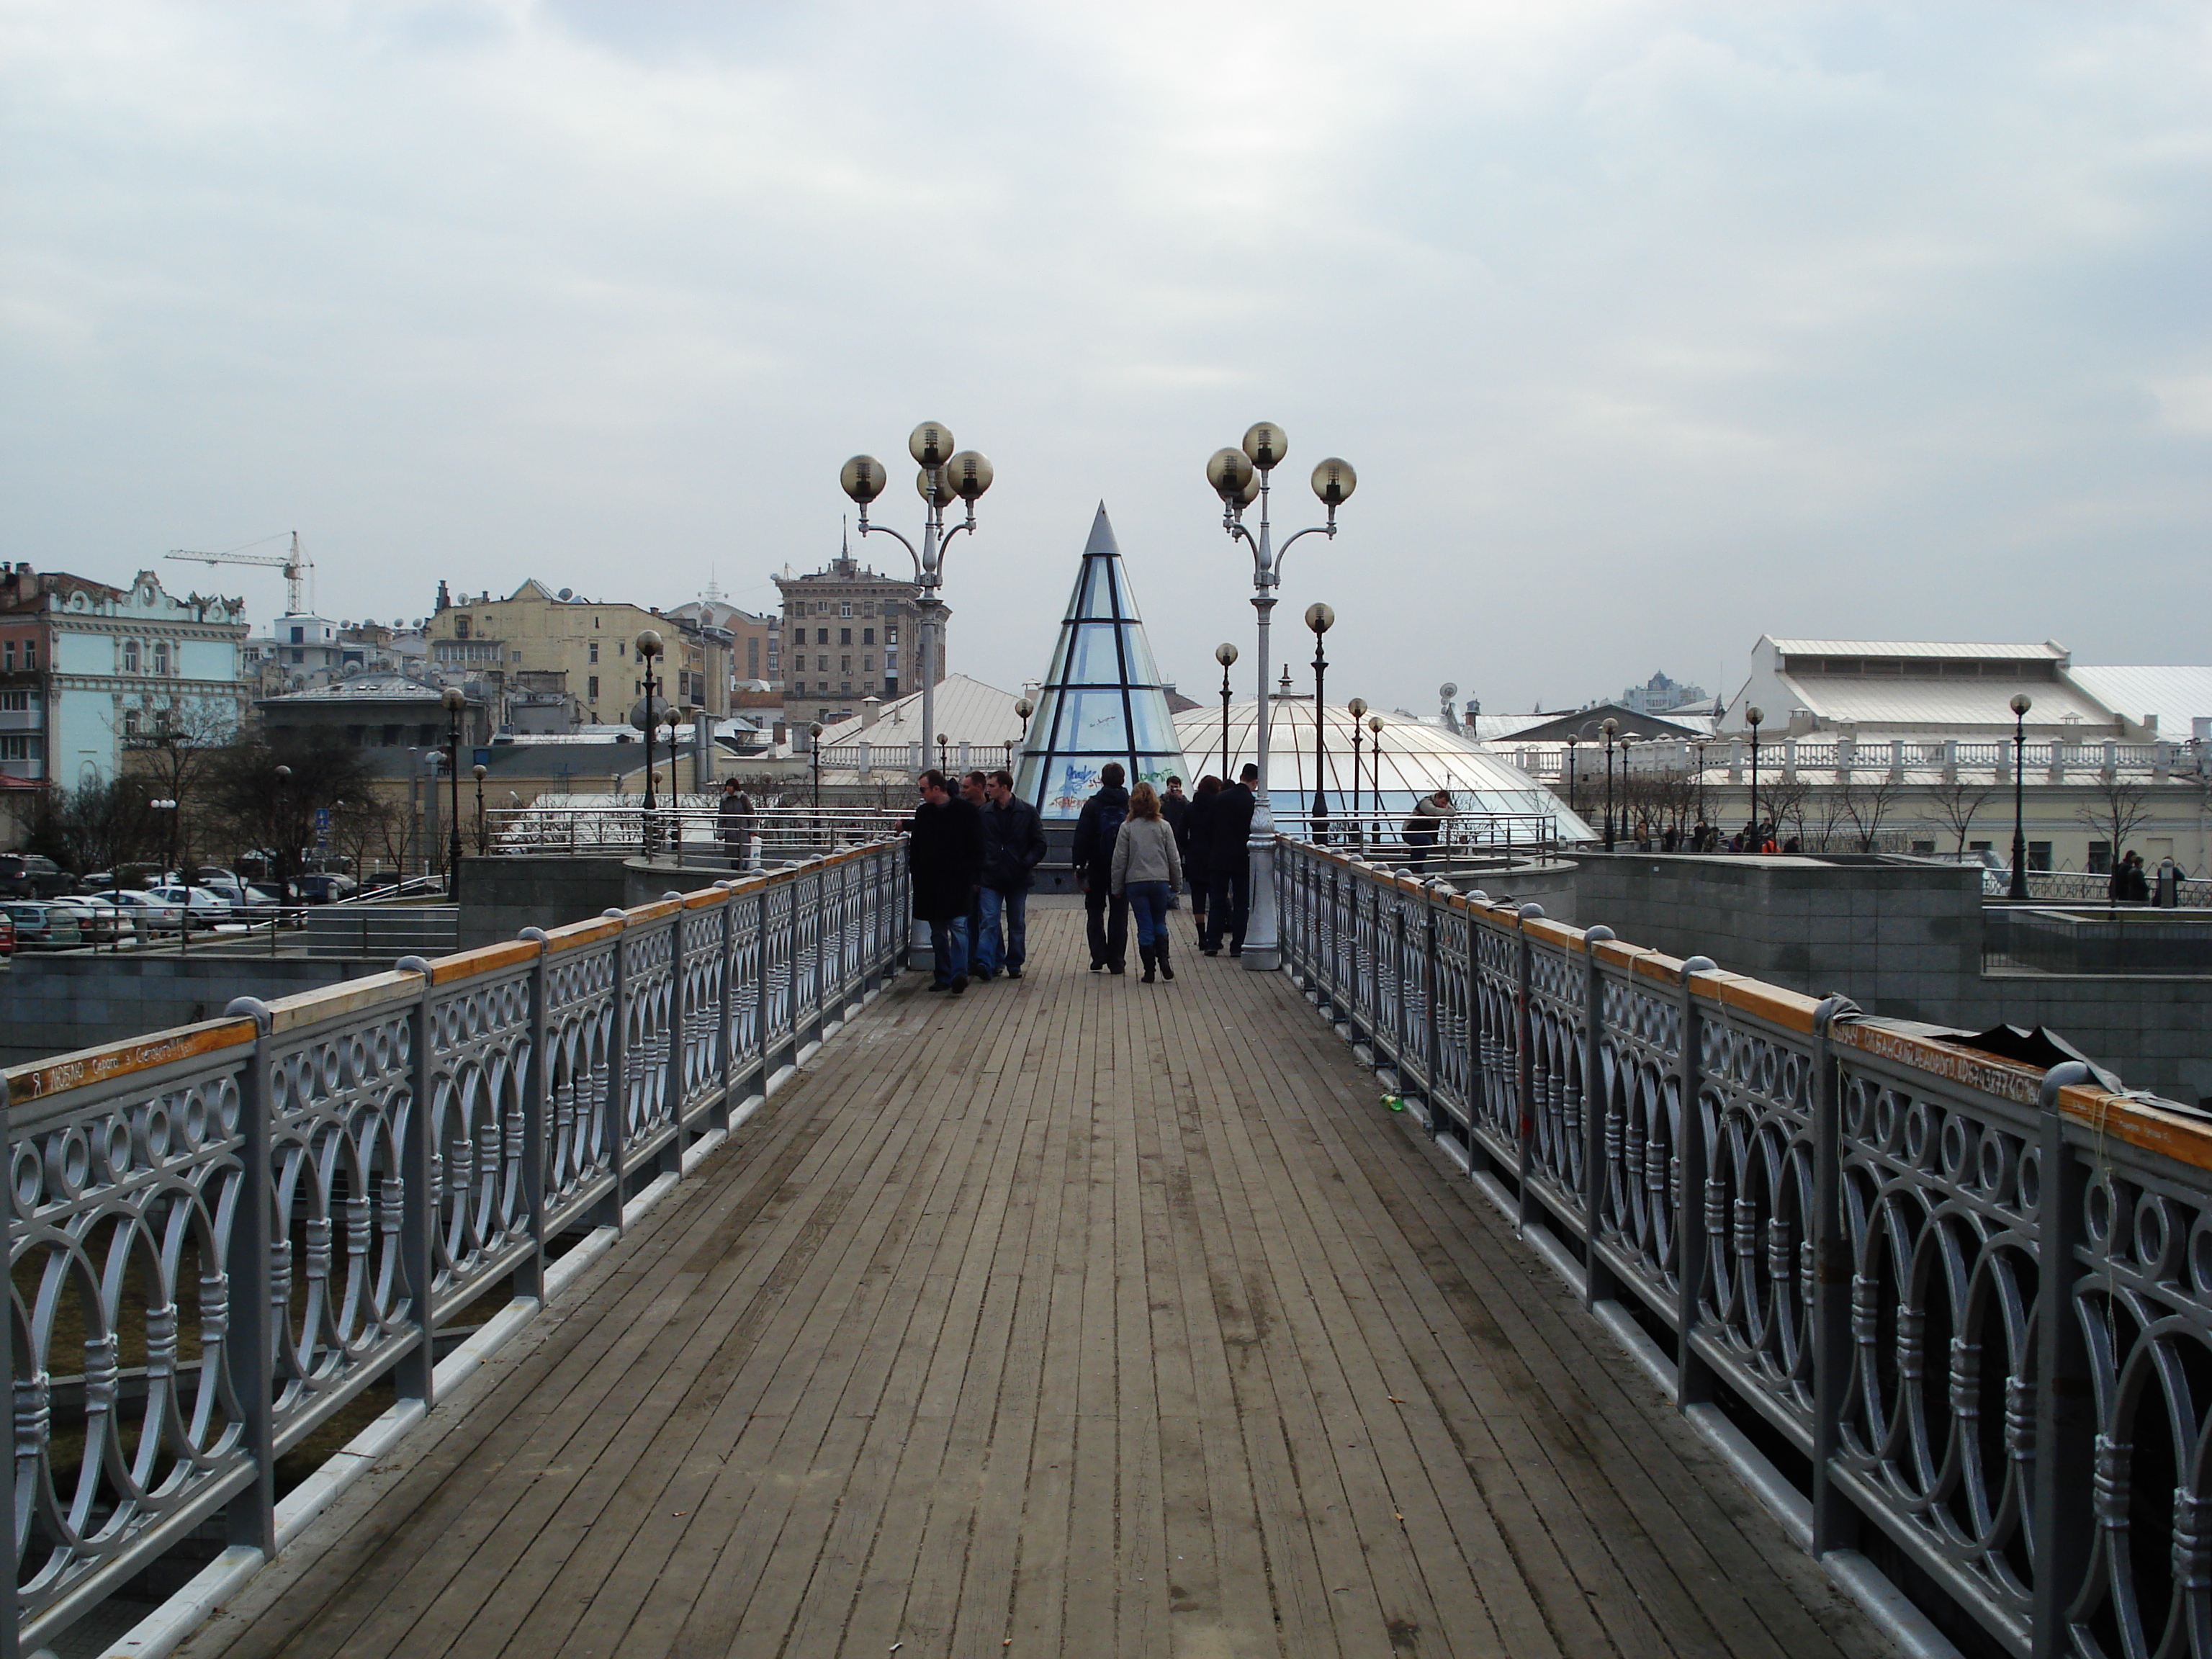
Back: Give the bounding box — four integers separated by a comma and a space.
1015, 504, 1190, 817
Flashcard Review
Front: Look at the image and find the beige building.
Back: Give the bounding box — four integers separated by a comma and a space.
426, 580, 731, 728
774, 545, 935, 727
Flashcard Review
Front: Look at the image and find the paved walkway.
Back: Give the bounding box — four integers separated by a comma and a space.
183, 903, 1892, 1659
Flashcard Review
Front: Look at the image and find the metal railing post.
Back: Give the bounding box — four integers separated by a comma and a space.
217, 997, 278, 1554
601, 909, 629, 1228
517, 930, 550, 1301
1581, 925, 1616, 1306
2032, 1060, 2096, 1659
1419, 886, 1441, 1137
390, 963, 439, 1404
757, 884, 777, 1078
714, 885, 736, 1130
662, 896, 687, 1166
1514, 904, 1541, 1228
1809, 994, 1853, 1553
1673, 957, 1718, 1408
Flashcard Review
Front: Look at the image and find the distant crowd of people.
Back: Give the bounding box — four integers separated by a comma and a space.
898, 761, 1275, 992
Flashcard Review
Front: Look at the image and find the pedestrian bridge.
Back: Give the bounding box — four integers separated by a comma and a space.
12, 840, 2212, 1658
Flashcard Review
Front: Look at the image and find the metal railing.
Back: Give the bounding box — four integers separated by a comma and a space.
2017, 868, 2212, 907
813, 739, 1017, 773
4, 837, 908, 1655
484, 804, 909, 860
1511, 737, 2210, 781
1276, 835, 2212, 1658
1266, 809, 1572, 863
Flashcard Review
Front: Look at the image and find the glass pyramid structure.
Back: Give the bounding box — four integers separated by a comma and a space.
1015, 504, 1191, 819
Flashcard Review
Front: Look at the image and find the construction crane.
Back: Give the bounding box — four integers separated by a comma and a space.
166, 531, 314, 616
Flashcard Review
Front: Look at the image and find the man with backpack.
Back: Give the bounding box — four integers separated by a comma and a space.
1072, 763, 1131, 974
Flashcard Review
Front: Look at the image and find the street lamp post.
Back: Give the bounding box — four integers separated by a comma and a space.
1014, 696, 1034, 752
809, 721, 824, 811
473, 764, 488, 855
839, 423, 994, 811
1367, 714, 1384, 837
1694, 740, 1709, 842
440, 689, 465, 896
662, 704, 683, 855
2008, 693, 2033, 899
1601, 717, 1619, 851
150, 797, 178, 953
1306, 602, 1334, 838
1346, 697, 1368, 845
634, 630, 664, 855
1206, 424, 1355, 971
1746, 706, 1766, 851
1565, 735, 1579, 820
938, 732, 950, 775
1214, 643, 1238, 781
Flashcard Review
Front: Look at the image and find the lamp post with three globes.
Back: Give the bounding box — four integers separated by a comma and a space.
1204, 423, 1355, 971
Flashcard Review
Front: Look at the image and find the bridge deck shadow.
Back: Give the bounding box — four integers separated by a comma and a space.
179, 904, 1890, 1659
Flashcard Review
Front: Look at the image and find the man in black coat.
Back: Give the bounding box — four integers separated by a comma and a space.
908, 768, 984, 994
1202, 763, 1259, 956
977, 768, 1046, 980
1071, 763, 1131, 974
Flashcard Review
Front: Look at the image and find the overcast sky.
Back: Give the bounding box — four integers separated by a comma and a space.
4, 2, 2206, 716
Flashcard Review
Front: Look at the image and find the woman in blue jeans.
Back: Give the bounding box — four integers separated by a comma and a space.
1110, 781, 1185, 984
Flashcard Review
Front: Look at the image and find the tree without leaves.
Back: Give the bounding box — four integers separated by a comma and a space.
2074, 774, 2158, 870
1923, 775, 2000, 858
27, 780, 164, 876
1838, 765, 1908, 853
199, 732, 383, 889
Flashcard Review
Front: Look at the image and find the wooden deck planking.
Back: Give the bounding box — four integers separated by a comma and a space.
180, 903, 1896, 1659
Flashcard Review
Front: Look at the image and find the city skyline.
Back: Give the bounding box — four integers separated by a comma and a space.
4, 4, 2206, 716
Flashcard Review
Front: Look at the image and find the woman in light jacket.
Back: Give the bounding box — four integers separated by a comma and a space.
1110, 781, 1184, 984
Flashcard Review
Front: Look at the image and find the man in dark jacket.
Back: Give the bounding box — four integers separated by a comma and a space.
716, 778, 755, 871
1202, 764, 1259, 956
976, 768, 1046, 980
1071, 763, 1131, 973
908, 769, 984, 994
1182, 777, 1218, 940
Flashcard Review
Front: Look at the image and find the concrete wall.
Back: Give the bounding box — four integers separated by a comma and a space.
0, 956, 376, 1066
1562, 852, 2211, 1104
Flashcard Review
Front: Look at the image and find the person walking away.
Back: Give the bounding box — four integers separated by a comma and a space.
717, 778, 755, 871
1402, 790, 1453, 872
1184, 776, 1220, 941
978, 768, 1046, 979
1161, 776, 1190, 845
908, 769, 983, 994
1073, 763, 1132, 973
1203, 764, 1258, 957
1111, 781, 1184, 983
961, 771, 991, 976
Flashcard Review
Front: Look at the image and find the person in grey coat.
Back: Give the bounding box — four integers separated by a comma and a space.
1110, 781, 1184, 983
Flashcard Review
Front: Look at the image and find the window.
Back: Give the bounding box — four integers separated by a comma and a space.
1969, 840, 1992, 852
817, 654, 828, 671
124, 639, 140, 673
0, 691, 24, 711
840, 628, 851, 645
594, 615, 601, 629
2029, 842, 2052, 871
1910, 840, 1935, 856
123, 709, 142, 736
863, 628, 875, 645
0, 736, 32, 761
588, 675, 600, 700
886, 626, 898, 645
865, 680, 876, 693
2, 643, 12, 670
456, 616, 470, 639
816, 680, 827, 693
816, 628, 829, 644
22, 642, 32, 670
382, 724, 400, 746
840, 603, 853, 618
840, 655, 851, 673
289, 626, 305, 644
588, 642, 599, 662
2087, 842, 2113, 874
863, 654, 874, 671
154, 642, 169, 675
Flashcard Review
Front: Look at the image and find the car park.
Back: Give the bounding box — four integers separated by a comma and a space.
3, 902, 83, 949
0, 853, 72, 899
45, 894, 138, 945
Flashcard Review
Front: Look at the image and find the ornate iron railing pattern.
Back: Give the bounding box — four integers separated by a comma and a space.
1277, 836, 2212, 1659
4, 839, 906, 1655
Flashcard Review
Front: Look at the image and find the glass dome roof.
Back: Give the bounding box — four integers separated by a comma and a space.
1174, 698, 1597, 841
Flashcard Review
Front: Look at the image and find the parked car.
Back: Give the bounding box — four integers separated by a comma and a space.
143, 885, 233, 930
243, 882, 308, 927
0, 912, 14, 957
0, 853, 73, 899
3, 901, 83, 949
91, 890, 186, 933
294, 873, 359, 904
45, 894, 138, 945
